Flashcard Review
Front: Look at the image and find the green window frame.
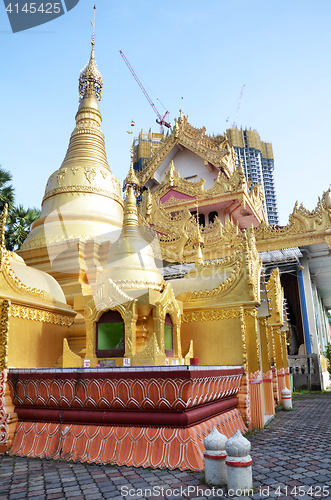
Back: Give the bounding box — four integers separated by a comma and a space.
96, 310, 125, 358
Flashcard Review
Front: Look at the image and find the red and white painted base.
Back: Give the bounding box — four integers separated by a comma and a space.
225, 430, 253, 492
204, 427, 227, 485
281, 386, 292, 410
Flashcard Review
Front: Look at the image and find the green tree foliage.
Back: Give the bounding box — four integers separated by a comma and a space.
6, 205, 40, 251
0, 168, 15, 213
325, 342, 331, 379
0, 166, 40, 251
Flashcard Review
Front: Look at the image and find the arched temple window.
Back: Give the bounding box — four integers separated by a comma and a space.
96, 310, 125, 358
191, 211, 205, 227
164, 314, 174, 357
208, 211, 218, 224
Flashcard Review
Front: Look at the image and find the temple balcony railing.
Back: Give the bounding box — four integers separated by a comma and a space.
288, 354, 323, 391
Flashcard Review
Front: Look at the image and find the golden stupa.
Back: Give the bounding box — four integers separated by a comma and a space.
18, 31, 123, 306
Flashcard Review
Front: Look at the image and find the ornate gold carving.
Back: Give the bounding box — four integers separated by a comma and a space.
2, 255, 49, 299
0, 299, 10, 370
84, 277, 138, 362
113, 280, 164, 292
57, 168, 67, 183
244, 308, 258, 318
42, 185, 124, 206
84, 167, 97, 183
0, 251, 50, 300
189, 261, 241, 299
100, 170, 108, 179
125, 337, 133, 356
79, 26, 103, 102
182, 308, 241, 323
243, 227, 261, 302
155, 161, 206, 203
62, 339, 83, 368
154, 283, 182, 358
240, 307, 248, 371
71, 166, 80, 175
0, 207, 54, 302
0, 205, 7, 271
137, 113, 236, 185
183, 340, 194, 365
10, 304, 75, 326
266, 269, 284, 327
138, 164, 265, 264
131, 333, 166, 366
20, 232, 114, 250
90, 279, 132, 315
255, 186, 331, 251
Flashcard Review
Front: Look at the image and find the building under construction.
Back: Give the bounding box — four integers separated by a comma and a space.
227, 127, 279, 226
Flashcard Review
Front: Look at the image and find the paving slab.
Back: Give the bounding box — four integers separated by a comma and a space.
1, 394, 331, 499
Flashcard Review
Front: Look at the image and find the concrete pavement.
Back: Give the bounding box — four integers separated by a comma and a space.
1, 394, 331, 500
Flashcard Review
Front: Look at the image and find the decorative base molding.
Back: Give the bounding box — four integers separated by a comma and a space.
6, 366, 245, 468
9, 409, 246, 471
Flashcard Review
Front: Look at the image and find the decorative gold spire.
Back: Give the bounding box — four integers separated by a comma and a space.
123, 143, 140, 196
192, 201, 204, 266
192, 224, 204, 266
169, 160, 176, 186
79, 5, 103, 102
122, 184, 140, 231
0, 204, 7, 271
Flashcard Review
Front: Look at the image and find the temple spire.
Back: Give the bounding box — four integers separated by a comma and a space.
123, 137, 140, 197
192, 200, 204, 266
78, 5, 103, 102
122, 141, 141, 231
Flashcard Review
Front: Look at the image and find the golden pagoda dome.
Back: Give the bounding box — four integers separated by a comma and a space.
97, 160, 165, 294
21, 33, 123, 251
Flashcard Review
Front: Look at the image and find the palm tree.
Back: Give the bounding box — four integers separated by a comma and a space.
0, 167, 15, 213
6, 205, 40, 251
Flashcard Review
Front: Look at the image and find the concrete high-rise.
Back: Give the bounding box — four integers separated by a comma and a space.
226, 127, 279, 226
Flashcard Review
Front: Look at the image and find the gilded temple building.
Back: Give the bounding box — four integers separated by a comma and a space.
2, 19, 331, 469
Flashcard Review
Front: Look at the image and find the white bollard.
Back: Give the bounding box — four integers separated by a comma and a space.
281, 386, 292, 409
204, 426, 227, 486
225, 430, 253, 492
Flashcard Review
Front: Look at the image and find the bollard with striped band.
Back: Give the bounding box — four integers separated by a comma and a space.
203, 426, 227, 486
281, 386, 292, 409
225, 430, 253, 492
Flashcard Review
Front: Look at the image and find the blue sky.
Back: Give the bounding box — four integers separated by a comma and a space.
1, 0, 331, 225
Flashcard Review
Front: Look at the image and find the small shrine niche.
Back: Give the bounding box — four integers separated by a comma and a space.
83, 281, 186, 367
96, 310, 125, 359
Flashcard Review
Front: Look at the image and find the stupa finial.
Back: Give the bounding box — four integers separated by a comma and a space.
123, 122, 140, 196
78, 5, 103, 102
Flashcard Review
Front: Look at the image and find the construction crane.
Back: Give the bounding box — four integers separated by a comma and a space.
119, 50, 171, 131
226, 84, 246, 128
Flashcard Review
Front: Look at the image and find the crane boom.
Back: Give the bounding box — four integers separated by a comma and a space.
119, 50, 171, 129
232, 84, 245, 128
